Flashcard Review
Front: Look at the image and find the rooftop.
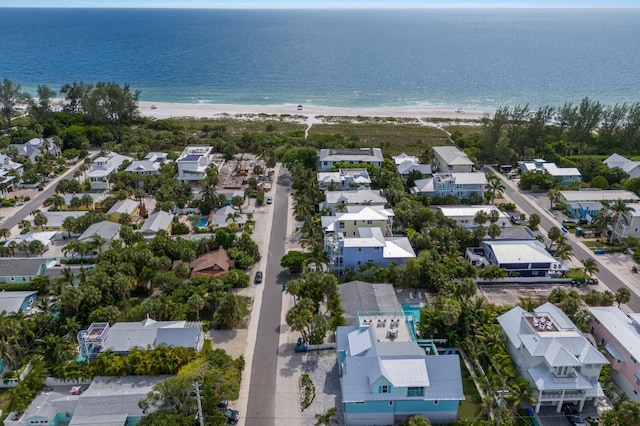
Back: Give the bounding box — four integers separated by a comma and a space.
0, 290, 37, 314
433, 145, 474, 166
559, 189, 640, 203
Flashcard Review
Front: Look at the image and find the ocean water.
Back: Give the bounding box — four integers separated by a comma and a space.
1, 8, 639, 110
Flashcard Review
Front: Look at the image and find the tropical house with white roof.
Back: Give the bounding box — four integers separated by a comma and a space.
336, 305, 463, 425
0, 291, 37, 314
466, 239, 567, 277
3, 375, 169, 426
139, 211, 174, 237
176, 145, 216, 182
322, 206, 394, 237
588, 306, 640, 401
392, 152, 432, 178
87, 152, 134, 190
318, 148, 384, 172
320, 189, 387, 212
604, 153, 640, 179
78, 221, 121, 254
498, 302, 608, 413
611, 202, 640, 241
0, 153, 23, 189
77, 318, 204, 359
106, 199, 140, 223
410, 172, 487, 200
434, 205, 511, 228
432, 146, 474, 173
40, 211, 87, 231
518, 159, 581, 186
317, 168, 371, 190
211, 205, 249, 230
9, 137, 60, 164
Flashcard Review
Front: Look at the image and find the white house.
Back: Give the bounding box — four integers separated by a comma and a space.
411, 172, 487, 200
613, 202, 640, 241
604, 153, 640, 179
518, 159, 581, 186
317, 168, 371, 190
558, 190, 640, 205
498, 303, 608, 413
176, 146, 216, 182
318, 148, 384, 172
392, 152, 432, 177
9, 138, 61, 164
434, 205, 511, 228
124, 152, 170, 176
432, 146, 474, 173
87, 152, 134, 190
0, 153, 24, 181
320, 189, 387, 212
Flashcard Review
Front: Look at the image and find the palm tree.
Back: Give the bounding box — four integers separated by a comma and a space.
487, 223, 502, 239
49, 194, 66, 210
610, 199, 636, 244
0, 228, 10, 241
615, 287, 631, 308
506, 378, 537, 409
554, 242, 573, 261
32, 210, 48, 231
188, 294, 205, 321
90, 234, 107, 255
486, 173, 505, 205
315, 408, 338, 426
474, 210, 489, 226
547, 188, 560, 208
80, 193, 94, 210
518, 296, 540, 312
28, 239, 45, 256
118, 213, 132, 225
581, 258, 599, 280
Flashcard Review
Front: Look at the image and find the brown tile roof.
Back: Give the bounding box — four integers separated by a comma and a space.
175, 248, 234, 278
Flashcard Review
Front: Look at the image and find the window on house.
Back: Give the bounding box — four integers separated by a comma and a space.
357, 261, 361, 265
380, 385, 390, 393
366, 220, 373, 224
433, 400, 439, 405
373, 247, 380, 251
633, 356, 638, 364
389, 401, 393, 406
339, 222, 345, 229
595, 318, 600, 325
358, 248, 362, 252
407, 387, 424, 397
636, 376, 640, 386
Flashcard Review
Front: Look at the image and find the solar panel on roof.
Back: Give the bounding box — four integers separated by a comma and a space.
183, 154, 202, 161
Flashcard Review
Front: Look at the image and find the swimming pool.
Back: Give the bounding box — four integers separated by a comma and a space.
198, 217, 208, 227
402, 304, 421, 323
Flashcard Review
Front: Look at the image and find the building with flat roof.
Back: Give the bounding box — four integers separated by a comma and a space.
588, 306, 640, 402
432, 146, 474, 173
558, 189, 640, 204
77, 318, 204, 359
176, 145, 215, 182
318, 148, 384, 172
466, 239, 567, 277
499, 303, 608, 413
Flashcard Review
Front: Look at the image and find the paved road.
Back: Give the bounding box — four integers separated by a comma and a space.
493, 168, 640, 311
0, 157, 92, 231
245, 169, 290, 426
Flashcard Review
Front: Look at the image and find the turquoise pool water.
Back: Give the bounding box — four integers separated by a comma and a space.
402, 304, 421, 323
198, 217, 208, 227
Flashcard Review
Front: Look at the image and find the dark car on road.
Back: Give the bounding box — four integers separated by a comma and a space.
510, 216, 522, 225
254, 271, 263, 284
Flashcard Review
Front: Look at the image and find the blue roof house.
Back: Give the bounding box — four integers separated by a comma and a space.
336, 313, 464, 425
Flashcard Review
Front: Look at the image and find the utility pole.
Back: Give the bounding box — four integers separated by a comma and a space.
194, 382, 204, 426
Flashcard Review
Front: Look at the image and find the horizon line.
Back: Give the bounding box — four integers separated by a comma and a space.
1, 5, 639, 9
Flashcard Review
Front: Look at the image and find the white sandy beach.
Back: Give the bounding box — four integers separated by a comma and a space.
137, 101, 488, 120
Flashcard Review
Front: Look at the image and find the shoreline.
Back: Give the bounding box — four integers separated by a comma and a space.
137, 101, 488, 120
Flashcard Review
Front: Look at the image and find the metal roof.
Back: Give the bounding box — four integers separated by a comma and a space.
0, 258, 46, 277
139, 211, 174, 234
78, 221, 121, 242
0, 290, 37, 314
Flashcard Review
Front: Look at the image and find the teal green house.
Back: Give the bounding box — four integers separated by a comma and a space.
336, 317, 464, 425
4, 376, 169, 426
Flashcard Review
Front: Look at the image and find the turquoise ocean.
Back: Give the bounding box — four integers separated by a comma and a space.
1, 8, 639, 111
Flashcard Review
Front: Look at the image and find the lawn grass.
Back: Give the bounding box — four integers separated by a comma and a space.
0, 388, 11, 414
458, 357, 486, 421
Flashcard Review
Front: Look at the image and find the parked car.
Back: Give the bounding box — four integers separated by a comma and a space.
219, 407, 240, 424
254, 271, 263, 284
562, 404, 586, 426
266, 196, 272, 204
217, 400, 229, 410
510, 216, 522, 225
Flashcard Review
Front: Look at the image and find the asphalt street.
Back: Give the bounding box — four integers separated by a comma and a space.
494, 169, 640, 312
245, 168, 290, 426
0, 157, 92, 231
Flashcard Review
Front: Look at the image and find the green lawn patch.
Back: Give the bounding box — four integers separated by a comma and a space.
0, 388, 11, 414
458, 357, 486, 421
